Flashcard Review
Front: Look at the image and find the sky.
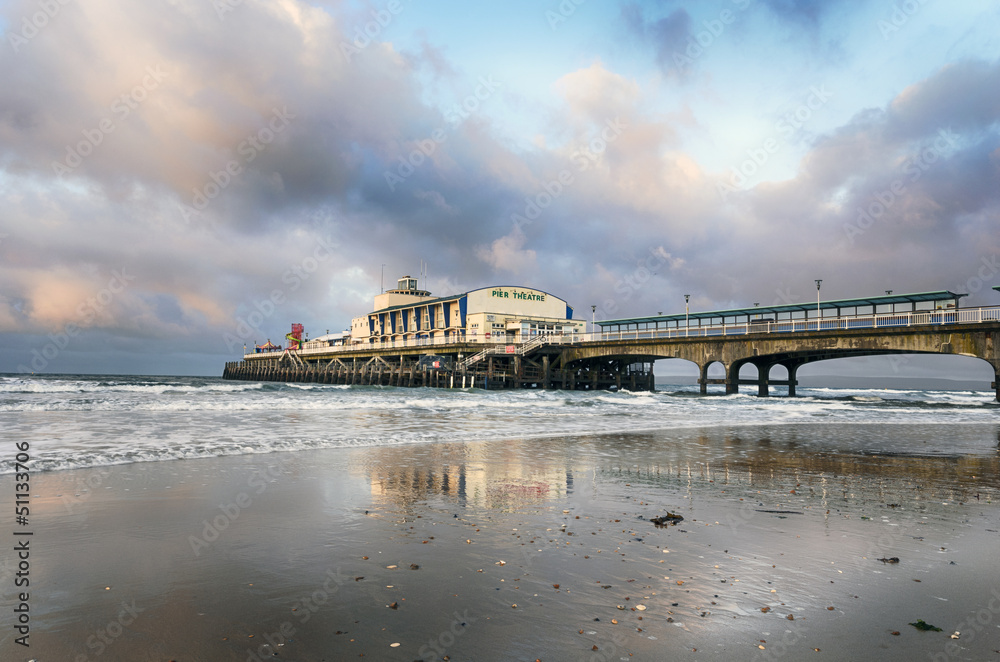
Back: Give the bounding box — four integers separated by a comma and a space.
0, 0, 999, 379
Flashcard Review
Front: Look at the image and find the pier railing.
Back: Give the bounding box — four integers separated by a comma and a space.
585, 305, 1000, 343
244, 305, 1000, 360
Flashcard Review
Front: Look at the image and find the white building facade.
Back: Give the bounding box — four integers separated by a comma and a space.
349, 277, 584, 345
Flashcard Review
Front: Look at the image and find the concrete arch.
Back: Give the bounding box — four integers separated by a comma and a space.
648, 357, 701, 385
791, 352, 998, 390
552, 321, 1000, 398
697, 359, 731, 394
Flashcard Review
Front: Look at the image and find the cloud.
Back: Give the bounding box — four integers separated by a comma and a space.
0, 0, 997, 374
475, 229, 537, 274
621, 4, 694, 78
718, 60, 1000, 303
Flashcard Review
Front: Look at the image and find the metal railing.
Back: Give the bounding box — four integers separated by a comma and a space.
244, 306, 1000, 360
458, 333, 554, 368
579, 306, 1000, 343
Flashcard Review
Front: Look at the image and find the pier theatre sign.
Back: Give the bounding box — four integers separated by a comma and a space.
491, 288, 546, 302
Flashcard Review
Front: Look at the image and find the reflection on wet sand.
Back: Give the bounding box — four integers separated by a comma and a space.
355, 425, 1000, 513
363, 440, 574, 512
338, 424, 1000, 661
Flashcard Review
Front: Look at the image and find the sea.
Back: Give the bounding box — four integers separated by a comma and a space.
2, 373, 997, 475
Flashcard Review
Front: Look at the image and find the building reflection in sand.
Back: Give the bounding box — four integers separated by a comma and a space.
355, 425, 1000, 515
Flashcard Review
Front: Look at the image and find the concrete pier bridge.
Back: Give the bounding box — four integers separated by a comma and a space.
223, 291, 1000, 401
577, 290, 1000, 399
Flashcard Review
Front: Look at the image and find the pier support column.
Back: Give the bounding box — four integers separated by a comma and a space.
755, 361, 771, 398
542, 356, 550, 389
784, 361, 802, 397
725, 363, 739, 395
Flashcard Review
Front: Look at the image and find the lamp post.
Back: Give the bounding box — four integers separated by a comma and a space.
591, 305, 596, 337
815, 279, 822, 326
684, 294, 690, 337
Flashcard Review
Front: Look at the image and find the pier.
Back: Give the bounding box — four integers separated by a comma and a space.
223, 291, 1000, 400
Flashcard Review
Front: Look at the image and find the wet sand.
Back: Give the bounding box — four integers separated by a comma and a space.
4, 424, 1000, 661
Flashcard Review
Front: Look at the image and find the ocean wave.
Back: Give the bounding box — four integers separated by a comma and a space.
3, 375, 998, 474
0, 376, 264, 395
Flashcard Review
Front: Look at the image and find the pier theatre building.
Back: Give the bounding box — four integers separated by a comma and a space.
348, 276, 584, 345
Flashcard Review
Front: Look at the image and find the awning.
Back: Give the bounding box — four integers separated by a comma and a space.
598, 290, 968, 328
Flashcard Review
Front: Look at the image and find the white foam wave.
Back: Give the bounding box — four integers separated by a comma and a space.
3, 375, 997, 474
0, 377, 263, 395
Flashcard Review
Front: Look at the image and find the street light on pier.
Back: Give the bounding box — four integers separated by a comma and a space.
815, 280, 822, 324
886, 290, 892, 295
684, 294, 690, 337
591, 305, 596, 336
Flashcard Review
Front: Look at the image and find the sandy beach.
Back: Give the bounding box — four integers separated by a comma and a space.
4, 424, 1000, 661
